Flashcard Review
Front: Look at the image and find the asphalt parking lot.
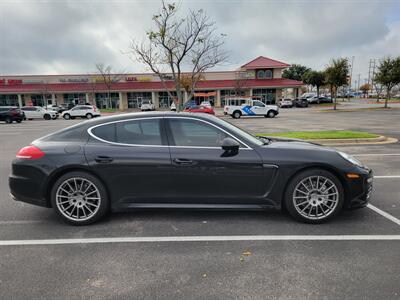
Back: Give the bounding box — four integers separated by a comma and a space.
0, 107, 400, 299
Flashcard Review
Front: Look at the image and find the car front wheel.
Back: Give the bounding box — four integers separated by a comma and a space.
63, 114, 71, 120
267, 110, 276, 118
51, 171, 109, 225
43, 114, 51, 120
284, 169, 344, 224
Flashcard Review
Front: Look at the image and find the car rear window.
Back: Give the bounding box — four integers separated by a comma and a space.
116, 119, 162, 145
90, 118, 163, 145
91, 123, 116, 142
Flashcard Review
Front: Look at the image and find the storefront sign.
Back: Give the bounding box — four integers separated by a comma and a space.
136, 76, 152, 82
23, 79, 45, 84
0, 79, 23, 85
125, 76, 137, 81
159, 74, 174, 81
59, 78, 89, 83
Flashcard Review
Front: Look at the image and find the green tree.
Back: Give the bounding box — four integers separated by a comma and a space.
324, 58, 349, 110
282, 64, 310, 81
374, 57, 400, 108
302, 70, 325, 102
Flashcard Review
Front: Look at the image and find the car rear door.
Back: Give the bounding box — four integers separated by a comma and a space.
165, 116, 274, 204
84, 117, 173, 206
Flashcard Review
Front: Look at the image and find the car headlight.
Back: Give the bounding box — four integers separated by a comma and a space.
338, 151, 364, 168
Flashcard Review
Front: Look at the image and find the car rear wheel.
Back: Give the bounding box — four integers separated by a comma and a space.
43, 114, 51, 120
284, 169, 344, 224
232, 111, 241, 119
5, 117, 12, 124
86, 113, 93, 119
51, 171, 109, 225
63, 114, 71, 120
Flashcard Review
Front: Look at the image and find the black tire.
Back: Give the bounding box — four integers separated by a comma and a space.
284, 168, 344, 224
5, 117, 12, 124
267, 110, 276, 118
63, 114, 71, 120
44, 114, 51, 120
86, 113, 93, 119
16, 119, 22, 123
232, 111, 241, 119
50, 171, 109, 225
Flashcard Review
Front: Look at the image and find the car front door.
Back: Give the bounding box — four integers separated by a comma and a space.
252, 100, 267, 115
84, 117, 173, 206
165, 117, 275, 204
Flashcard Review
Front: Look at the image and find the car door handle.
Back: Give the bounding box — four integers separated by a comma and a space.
173, 158, 195, 166
95, 156, 113, 163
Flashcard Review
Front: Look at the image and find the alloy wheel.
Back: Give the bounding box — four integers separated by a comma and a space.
292, 175, 339, 220
55, 177, 101, 221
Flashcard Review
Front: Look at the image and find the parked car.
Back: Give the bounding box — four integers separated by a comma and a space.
60, 103, 75, 111
61, 105, 101, 120
293, 98, 309, 108
0, 106, 24, 123
279, 99, 293, 108
300, 92, 316, 99
140, 99, 156, 111
199, 100, 212, 108
9, 112, 373, 225
21, 106, 58, 120
306, 96, 333, 104
46, 105, 64, 114
225, 98, 279, 119
184, 105, 215, 115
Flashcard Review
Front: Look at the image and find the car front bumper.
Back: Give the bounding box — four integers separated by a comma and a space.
347, 170, 373, 209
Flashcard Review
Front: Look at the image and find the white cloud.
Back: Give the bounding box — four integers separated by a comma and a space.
0, 0, 399, 84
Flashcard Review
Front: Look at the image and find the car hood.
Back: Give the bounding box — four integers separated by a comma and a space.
263, 136, 336, 152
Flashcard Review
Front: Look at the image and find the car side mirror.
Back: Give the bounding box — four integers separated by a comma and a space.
221, 137, 240, 152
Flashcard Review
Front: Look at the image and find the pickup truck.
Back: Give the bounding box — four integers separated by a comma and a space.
224, 99, 279, 119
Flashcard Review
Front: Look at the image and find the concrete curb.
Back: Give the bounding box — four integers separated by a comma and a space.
308, 136, 398, 146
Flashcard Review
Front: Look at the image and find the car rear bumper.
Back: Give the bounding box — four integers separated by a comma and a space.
9, 174, 49, 207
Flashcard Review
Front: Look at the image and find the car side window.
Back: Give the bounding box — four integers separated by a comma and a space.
116, 119, 162, 145
92, 123, 116, 142
168, 119, 231, 147
253, 101, 265, 107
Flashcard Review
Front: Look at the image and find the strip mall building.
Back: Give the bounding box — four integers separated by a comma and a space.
0, 56, 303, 109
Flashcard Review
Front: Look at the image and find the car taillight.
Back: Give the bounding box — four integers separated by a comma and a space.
16, 145, 45, 160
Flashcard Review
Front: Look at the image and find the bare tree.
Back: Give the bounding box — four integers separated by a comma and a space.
95, 63, 124, 109
233, 72, 248, 97
130, 1, 228, 111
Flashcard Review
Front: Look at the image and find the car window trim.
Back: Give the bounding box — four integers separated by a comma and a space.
88, 117, 168, 147
88, 116, 253, 150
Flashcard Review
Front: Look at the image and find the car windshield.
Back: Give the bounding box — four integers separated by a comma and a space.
212, 117, 264, 146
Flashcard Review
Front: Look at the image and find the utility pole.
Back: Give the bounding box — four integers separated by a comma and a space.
347, 56, 355, 101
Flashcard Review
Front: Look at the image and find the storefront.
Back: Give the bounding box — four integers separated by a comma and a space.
0, 56, 303, 110
127, 92, 152, 108
95, 93, 120, 109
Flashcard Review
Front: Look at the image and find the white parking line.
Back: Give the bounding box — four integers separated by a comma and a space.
354, 154, 400, 157
374, 175, 400, 179
0, 235, 400, 246
0, 220, 43, 225
367, 204, 400, 226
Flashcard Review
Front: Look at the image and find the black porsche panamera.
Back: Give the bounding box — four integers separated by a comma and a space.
9, 112, 373, 225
